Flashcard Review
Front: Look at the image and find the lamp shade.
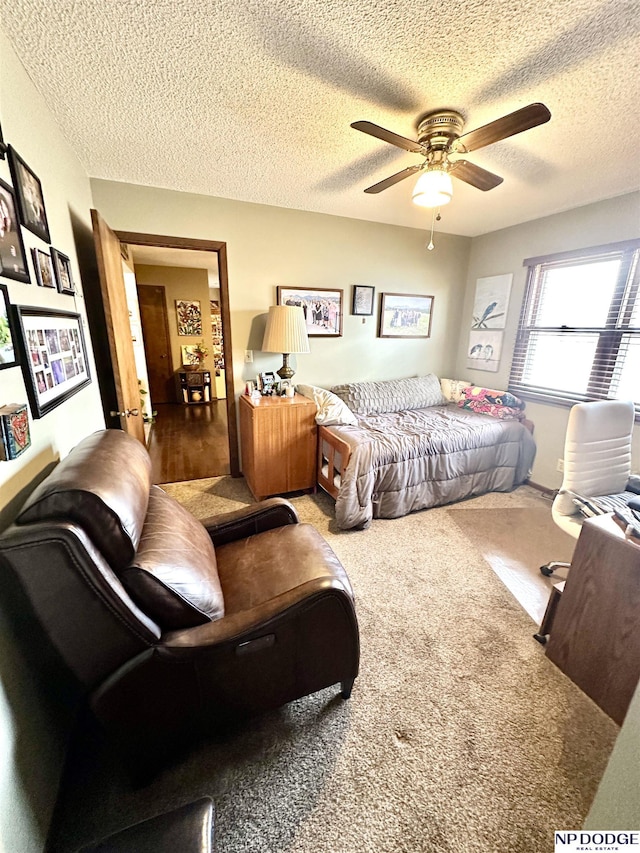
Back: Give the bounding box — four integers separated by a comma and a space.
412, 169, 453, 208
262, 305, 310, 354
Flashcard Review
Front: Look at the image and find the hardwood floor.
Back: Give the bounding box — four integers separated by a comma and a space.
148, 401, 230, 484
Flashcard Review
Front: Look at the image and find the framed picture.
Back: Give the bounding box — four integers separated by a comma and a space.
13, 305, 91, 418
50, 248, 75, 294
0, 177, 30, 283
176, 299, 202, 335
0, 283, 19, 370
466, 329, 503, 372
277, 286, 343, 337
32, 248, 56, 288
378, 292, 434, 338
0, 121, 6, 159
7, 146, 51, 243
352, 285, 375, 316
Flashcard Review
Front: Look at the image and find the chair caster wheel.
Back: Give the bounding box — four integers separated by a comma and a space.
540, 565, 554, 577
533, 632, 548, 645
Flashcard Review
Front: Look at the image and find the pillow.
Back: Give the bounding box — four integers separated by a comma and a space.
119, 486, 225, 630
330, 375, 446, 415
440, 378, 471, 403
457, 385, 525, 419
295, 384, 358, 426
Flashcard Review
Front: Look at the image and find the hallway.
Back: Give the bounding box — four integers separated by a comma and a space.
148, 401, 230, 484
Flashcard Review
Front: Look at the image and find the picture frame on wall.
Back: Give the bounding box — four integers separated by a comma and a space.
0, 177, 30, 283
351, 285, 375, 316
176, 299, 202, 335
32, 248, 56, 288
0, 283, 19, 370
378, 292, 434, 338
13, 305, 91, 418
7, 146, 51, 243
50, 247, 75, 294
0, 120, 6, 159
277, 286, 343, 337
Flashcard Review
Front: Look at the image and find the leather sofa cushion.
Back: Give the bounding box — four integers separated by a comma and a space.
16, 430, 151, 569
119, 487, 224, 629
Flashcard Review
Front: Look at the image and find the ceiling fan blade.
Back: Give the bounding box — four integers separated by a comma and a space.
457, 103, 551, 153
449, 160, 503, 191
351, 120, 424, 154
364, 165, 422, 193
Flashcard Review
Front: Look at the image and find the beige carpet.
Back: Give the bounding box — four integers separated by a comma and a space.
49, 482, 618, 853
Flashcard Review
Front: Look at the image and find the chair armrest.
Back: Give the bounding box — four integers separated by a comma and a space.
202, 497, 299, 546
76, 797, 214, 853
163, 576, 354, 649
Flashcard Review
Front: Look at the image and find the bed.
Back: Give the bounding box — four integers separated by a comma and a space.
299, 376, 536, 531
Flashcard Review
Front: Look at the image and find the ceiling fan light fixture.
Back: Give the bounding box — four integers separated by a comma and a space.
412, 169, 453, 208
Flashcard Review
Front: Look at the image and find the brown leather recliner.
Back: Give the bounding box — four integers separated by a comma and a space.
0, 430, 359, 761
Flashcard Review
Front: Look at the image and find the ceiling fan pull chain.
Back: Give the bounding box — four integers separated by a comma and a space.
427, 208, 437, 250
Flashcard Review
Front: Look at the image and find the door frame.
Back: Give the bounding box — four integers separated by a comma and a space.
114, 229, 239, 477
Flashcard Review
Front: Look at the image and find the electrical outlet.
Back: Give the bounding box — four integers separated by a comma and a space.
556, 458, 564, 472
244, 349, 253, 363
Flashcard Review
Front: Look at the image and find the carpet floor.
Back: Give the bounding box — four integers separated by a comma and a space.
49, 482, 618, 853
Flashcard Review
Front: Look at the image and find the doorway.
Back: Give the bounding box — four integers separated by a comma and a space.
90, 214, 239, 481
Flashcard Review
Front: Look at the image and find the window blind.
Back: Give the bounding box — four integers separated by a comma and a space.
509, 239, 640, 416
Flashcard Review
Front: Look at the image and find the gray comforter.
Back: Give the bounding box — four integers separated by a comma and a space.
327, 404, 536, 530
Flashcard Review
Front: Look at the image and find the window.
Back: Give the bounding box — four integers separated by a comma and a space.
509, 239, 640, 415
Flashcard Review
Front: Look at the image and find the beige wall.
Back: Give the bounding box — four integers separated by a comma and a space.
134, 263, 215, 377
0, 30, 106, 853
90, 180, 472, 392
455, 192, 640, 490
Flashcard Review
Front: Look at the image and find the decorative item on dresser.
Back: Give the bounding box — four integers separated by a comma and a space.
177, 368, 212, 404
239, 392, 317, 500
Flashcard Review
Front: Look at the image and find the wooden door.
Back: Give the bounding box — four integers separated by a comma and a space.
91, 209, 145, 443
137, 284, 175, 404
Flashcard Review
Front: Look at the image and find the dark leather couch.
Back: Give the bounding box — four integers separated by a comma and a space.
0, 429, 359, 761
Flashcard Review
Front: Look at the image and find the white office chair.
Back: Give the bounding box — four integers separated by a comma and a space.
540, 399, 636, 577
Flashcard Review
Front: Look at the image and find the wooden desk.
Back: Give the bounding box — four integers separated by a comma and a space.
545, 514, 640, 724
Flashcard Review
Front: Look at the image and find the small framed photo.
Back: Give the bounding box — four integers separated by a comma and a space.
13, 305, 91, 418
0, 177, 30, 283
378, 292, 434, 338
50, 248, 75, 295
7, 146, 51, 243
0, 283, 19, 370
352, 285, 375, 316
32, 248, 56, 288
257, 371, 277, 395
277, 286, 343, 337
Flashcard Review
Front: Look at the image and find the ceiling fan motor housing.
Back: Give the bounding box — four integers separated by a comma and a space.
417, 110, 465, 151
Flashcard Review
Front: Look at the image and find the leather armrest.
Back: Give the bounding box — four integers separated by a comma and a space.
76, 797, 214, 853
202, 497, 299, 546
163, 577, 353, 649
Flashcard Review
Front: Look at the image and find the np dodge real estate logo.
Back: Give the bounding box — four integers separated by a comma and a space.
555, 831, 640, 852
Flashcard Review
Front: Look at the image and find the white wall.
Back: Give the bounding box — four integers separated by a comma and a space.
89, 180, 472, 392
455, 192, 640, 489
0, 30, 105, 853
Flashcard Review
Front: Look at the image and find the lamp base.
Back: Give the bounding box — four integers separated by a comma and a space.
277, 354, 295, 381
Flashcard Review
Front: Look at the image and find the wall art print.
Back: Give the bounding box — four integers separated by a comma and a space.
277, 286, 343, 337
176, 299, 202, 336
0, 177, 30, 283
7, 146, 51, 243
378, 292, 434, 338
466, 274, 512, 373
14, 305, 91, 418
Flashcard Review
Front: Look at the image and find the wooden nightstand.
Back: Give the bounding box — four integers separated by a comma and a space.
239, 393, 317, 500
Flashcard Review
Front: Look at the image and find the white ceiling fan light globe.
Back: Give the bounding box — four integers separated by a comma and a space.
412, 170, 453, 207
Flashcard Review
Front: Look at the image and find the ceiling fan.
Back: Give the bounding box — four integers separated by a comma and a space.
351, 103, 551, 207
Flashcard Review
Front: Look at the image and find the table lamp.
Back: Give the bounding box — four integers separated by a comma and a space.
261, 305, 310, 381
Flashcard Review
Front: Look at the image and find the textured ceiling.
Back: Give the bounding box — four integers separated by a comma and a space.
2, 0, 639, 237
